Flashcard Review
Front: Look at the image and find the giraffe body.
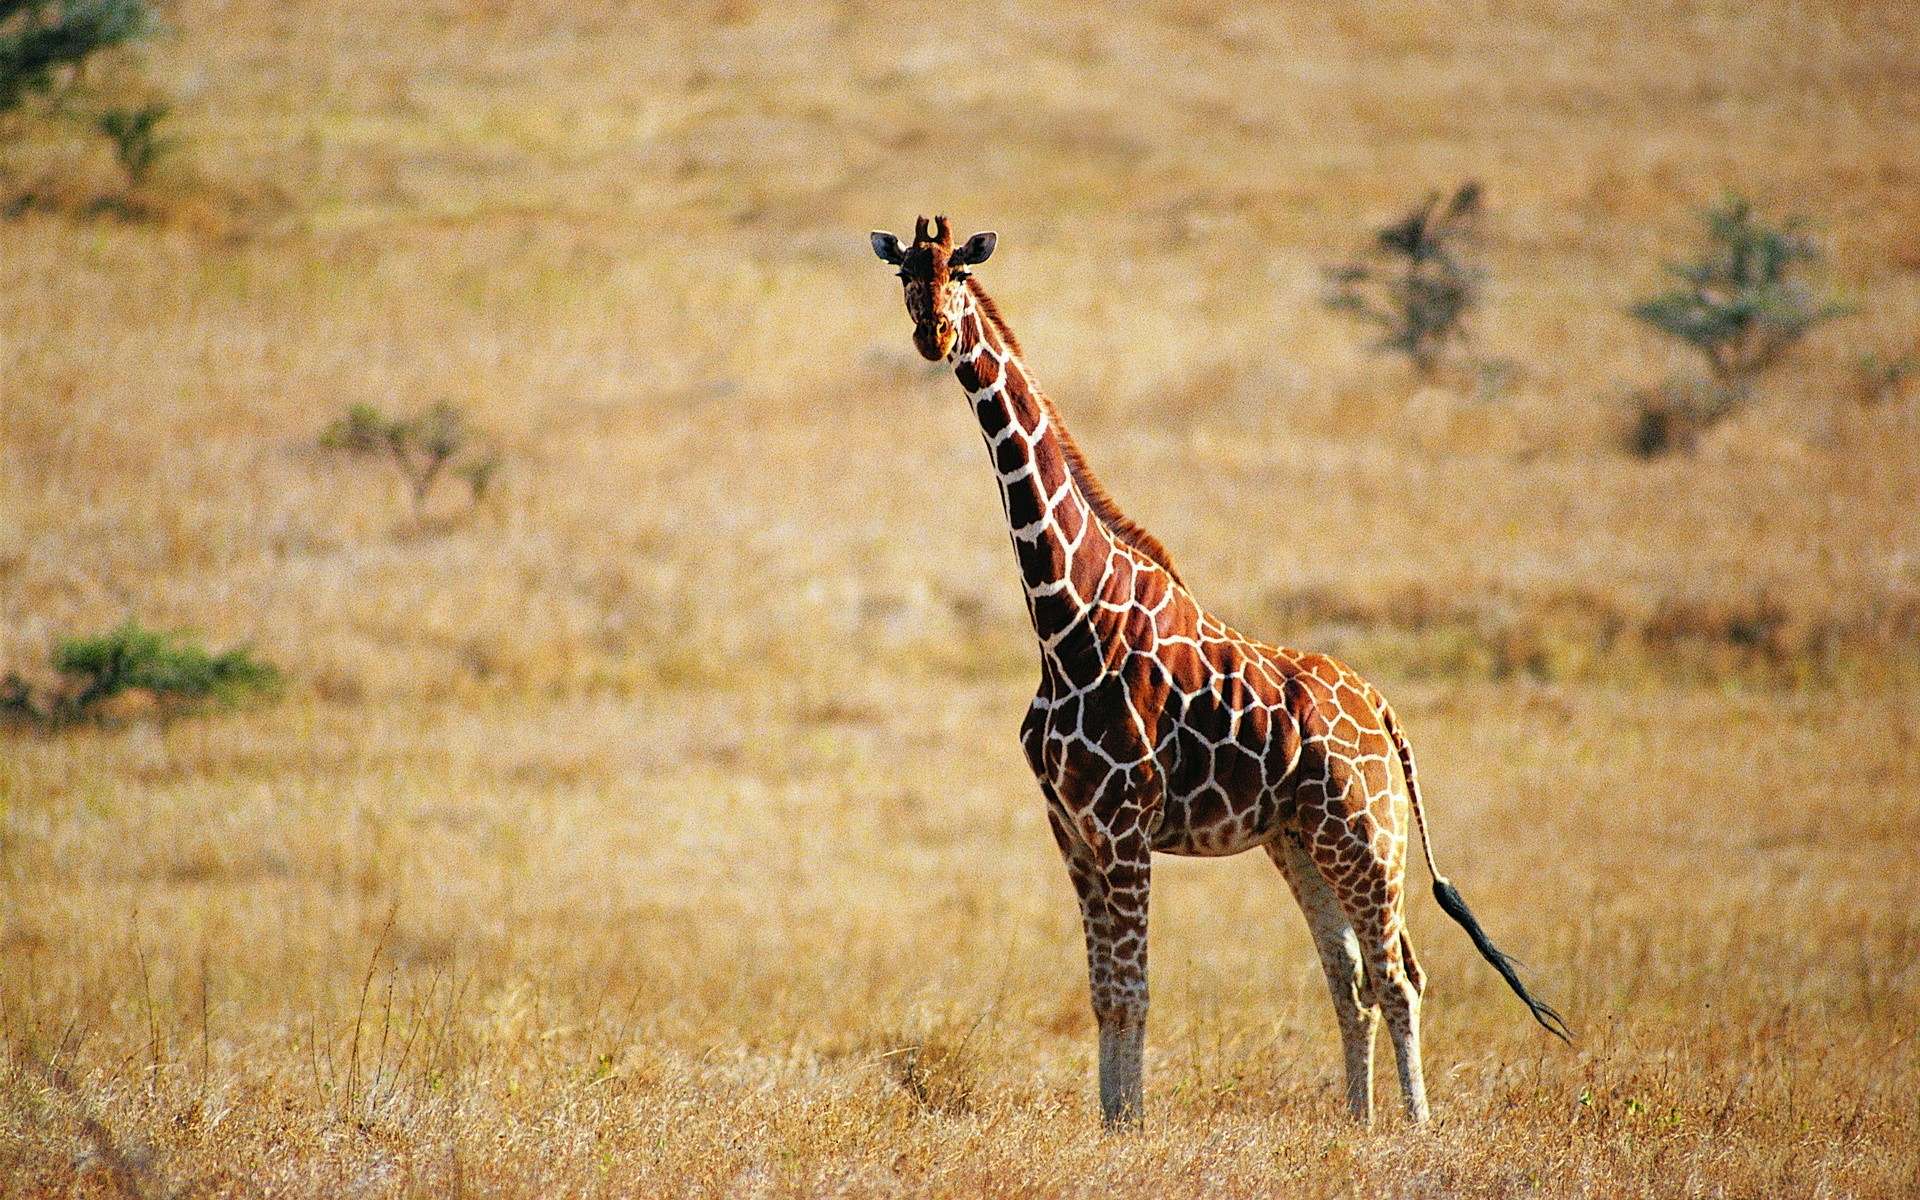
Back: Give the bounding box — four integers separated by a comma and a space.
872, 216, 1567, 1128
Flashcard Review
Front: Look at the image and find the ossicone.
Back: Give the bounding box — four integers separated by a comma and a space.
870, 220, 996, 269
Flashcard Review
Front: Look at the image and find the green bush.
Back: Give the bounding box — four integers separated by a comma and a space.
1, 619, 280, 727
94, 97, 171, 182
1631, 194, 1853, 392
0, 0, 155, 115
1323, 181, 1485, 377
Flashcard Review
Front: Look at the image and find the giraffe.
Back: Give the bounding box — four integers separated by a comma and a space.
869, 215, 1569, 1129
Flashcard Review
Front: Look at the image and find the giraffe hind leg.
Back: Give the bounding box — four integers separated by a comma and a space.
1400, 930, 1425, 995
1267, 833, 1378, 1124
1306, 846, 1429, 1125
1298, 760, 1430, 1124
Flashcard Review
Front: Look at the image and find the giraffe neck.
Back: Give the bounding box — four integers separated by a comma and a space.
949, 283, 1127, 672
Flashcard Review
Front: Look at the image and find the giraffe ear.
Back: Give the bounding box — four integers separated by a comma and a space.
870, 231, 906, 265
951, 231, 996, 267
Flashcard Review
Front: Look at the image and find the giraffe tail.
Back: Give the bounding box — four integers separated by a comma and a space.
1379, 696, 1574, 1045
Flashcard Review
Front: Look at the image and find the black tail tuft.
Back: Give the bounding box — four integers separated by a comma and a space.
1433, 878, 1572, 1044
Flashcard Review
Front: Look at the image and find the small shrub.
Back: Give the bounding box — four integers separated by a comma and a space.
320, 400, 500, 512
1854, 348, 1917, 406
1324, 181, 1485, 377
1, 619, 280, 727
1630, 194, 1853, 394
94, 98, 173, 183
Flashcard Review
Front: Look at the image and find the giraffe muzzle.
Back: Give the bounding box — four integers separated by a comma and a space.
914, 320, 955, 361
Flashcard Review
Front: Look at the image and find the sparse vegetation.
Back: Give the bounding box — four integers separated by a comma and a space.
1, 619, 279, 726
320, 400, 502, 512
0, 0, 178, 203
873, 1013, 990, 1117
1323, 181, 1484, 377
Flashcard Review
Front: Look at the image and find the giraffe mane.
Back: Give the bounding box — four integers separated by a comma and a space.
966, 280, 1186, 588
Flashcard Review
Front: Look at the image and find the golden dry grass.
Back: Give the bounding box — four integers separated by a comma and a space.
4, 0, 1920, 1195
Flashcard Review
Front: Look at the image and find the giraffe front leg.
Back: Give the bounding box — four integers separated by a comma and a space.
1048, 808, 1152, 1130
1092, 850, 1150, 1130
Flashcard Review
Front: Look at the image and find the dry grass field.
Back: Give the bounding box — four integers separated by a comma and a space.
4, 0, 1920, 1195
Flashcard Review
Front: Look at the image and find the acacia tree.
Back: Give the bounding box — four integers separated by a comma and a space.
1624, 194, 1853, 454
1323, 181, 1485, 377
1631, 195, 1852, 391
2, 1, 175, 190
321, 402, 503, 513
0, 1, 154, 115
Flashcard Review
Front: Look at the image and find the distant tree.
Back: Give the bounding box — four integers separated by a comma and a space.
1324, 181, 1485, 377
1624, 194, 1854, 455
2, 620, 280, 727
0, 0, 155, 116
321, 401, 503, 513
1631, 194, 1853, 392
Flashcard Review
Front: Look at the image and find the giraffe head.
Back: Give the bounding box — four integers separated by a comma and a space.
870, 214, 996, 361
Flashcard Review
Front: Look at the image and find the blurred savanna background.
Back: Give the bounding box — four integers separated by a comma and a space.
3, 0, 1918, 1195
